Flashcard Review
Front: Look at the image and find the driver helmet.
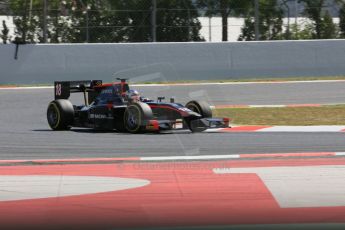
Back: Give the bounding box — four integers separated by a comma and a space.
126, 89, 140, 102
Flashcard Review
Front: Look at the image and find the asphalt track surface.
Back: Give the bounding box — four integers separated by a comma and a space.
2, 81, 345, 230
135, 80, 345, 105
1, 81, 345, 160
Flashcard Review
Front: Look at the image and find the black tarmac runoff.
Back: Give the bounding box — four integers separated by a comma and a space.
1, 81, 345, 160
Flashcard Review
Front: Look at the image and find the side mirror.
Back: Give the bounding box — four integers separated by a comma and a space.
157, 97, 165, 102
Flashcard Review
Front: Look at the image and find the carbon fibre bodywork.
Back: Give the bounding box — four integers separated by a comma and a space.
48, 80, 230, 132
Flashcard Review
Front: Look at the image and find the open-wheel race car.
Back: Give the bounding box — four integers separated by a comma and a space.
47, 79, 230, 133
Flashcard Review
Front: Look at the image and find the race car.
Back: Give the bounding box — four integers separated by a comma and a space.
46, 79, 230, 133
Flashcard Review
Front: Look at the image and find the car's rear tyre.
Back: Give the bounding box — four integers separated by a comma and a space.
124, 102, 153, 133
185, 100, 212, 118
47, 99, 74, 130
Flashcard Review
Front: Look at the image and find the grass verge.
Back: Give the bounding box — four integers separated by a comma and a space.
137, 76, 345, 84
213, 105, 345, 126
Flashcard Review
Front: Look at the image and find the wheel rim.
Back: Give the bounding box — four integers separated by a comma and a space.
125, 106, 141, 131
47, 104, 59, 128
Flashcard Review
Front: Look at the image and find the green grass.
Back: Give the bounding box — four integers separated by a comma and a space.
213, 105, 345, 126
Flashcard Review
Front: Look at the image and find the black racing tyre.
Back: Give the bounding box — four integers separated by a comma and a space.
124, 102, 153, 133
185, 100, 212, 118
47, 99, 74, 130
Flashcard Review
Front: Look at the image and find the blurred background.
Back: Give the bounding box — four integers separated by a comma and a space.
0, 0, 343, 44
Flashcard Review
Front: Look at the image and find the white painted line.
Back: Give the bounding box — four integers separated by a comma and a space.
214, 165, 345, 208
213, 168, 233, 174
0, 175, 150, 202
206, 126, 345, 133
132, 79, 345, 87
0, 157, 141, 164
0, 86, 53, 90
140, 154, 240, 161
204, 128, 223, 133
248, 105, 286, 108
0, 152, 342, 165
257, 126, 345, 132
2, 79, 345, 90
209, 103, 345, 109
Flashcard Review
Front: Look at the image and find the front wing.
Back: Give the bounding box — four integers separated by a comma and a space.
145, 118, 230, 132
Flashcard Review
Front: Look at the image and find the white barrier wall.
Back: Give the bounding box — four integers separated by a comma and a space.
1, 40, 345, 84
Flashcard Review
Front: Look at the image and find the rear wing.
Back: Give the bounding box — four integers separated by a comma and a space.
54, 80, 102, 100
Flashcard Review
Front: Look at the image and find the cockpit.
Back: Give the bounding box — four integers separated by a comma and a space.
92, 85, 126, 106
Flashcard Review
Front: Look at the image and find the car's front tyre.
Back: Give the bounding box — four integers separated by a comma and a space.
185, 100, 212, 118
185, 100, 212, 132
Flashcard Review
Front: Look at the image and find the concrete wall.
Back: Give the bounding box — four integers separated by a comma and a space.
1, 40, 345, 84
